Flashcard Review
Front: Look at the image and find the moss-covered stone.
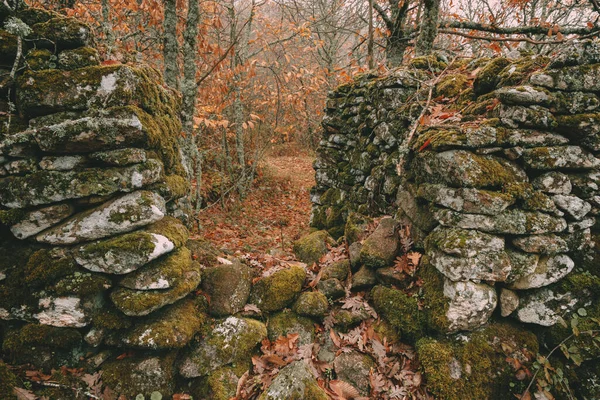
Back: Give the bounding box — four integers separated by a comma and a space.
30, 17, 91, 50
101, 352, 177, 398
416, 323, 538, 400
145, 216, 189, 248
436, 73, 469, 98
58, 47, 100, 70
344, 212, 372, 245
293, 230, 334, 265
249, 266, 306, 313
24, 248, 77, 287
51, 271, 112, 296
473, 57, 510, 96
119, 247, 193, 291
179, 316, 267, 378
186, 238, 219, 266
0, 360, 18, 399
0, 29, 17, 68
268, 311, 315, 345
371, 285, 425, 341
25, 48, 54, 70
292, 291, 329, 318
258, 360, 329, 400
110, 261, 201, 316
190, 365, 248, 400
359, 217, 399, 268
409, 55, 448, 72
321, 259, 350, 281
120, 299, 206, 349
497, 56, 549, 88
202, 259, 252, 316
333, 351, 376, 395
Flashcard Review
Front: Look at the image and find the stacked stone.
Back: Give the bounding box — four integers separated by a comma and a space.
0, 7, 208, 395
311, 64, 434, 237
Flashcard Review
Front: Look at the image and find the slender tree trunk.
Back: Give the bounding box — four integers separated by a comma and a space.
181, 0, 202, 209
101, 0, 115, 57
163, 0, 179, 89
415, 0, 441, 56
367, 0, 374, 69
385, 1, 410, 67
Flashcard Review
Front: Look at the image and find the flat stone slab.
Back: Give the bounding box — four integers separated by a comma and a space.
508, 254, 574, 290
36, 190, 166, 245
10, 203, 74, 239
119, 247, 193, 291
0, 159, 163, 208
417, 184, 514, 215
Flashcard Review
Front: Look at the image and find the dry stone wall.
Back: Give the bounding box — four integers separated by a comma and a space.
312, 44, 600, 398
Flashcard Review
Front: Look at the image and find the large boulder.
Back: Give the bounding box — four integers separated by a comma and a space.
201, 259, 252, 316
249, 266, 305, 313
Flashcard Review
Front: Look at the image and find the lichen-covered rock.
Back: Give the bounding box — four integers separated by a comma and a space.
532, 171, 572, 194
101, 353, 177, 398
249, 266, 305, 313
268, 311, 315, 346
473, 57, 510, 96
39, 155, 87, 171
30, 17, 91, 50
508, 254, 574, 290
292, 291, 329, 318
531, 64, 600, 92
119, 299, 205, 349
9, 203, 74, 239
316, 278, 345, 300
497, 104, 557, 130
118, 247, 193, 290
258, 361, 328, 400
359, 216, 399, 268
496, 85, 552, 106
321, 259, 350, 281
352, 265, 377, 289
37, 191, 166, 244
34, 296, 88, 328
179, 316, 267, 378
109, 262, 200, 316
89, 148, 147, 166
499, 288, 519, 317
75, 230, 175, 275
17, 65, 179, 118
333, 351, 376, 396
522, 146, 600, 170
58, 47, 99, 70
344, 212, 372, 245
293, 230, 334, 265
414, 150, 527, 189
444, 280, 497, 332
417, 183, 514, 215
516, 288, 578, 326
0, 159, 163, 208
201, 259, 252, 316
512, 233, 569, 254
553, 194, 592, 220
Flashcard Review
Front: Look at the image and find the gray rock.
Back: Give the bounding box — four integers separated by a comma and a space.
516, 288, 578, 326
533, 172, 572, 195
429, 249, 512, 282
89, 148, 148, 166
522, 146, 600, 170
496, 86, 552, 106
316, 278, 346, 300
0, 159, 163, 208
500, 289, 519, 317
352, 266, 377, 289
75, 231, 175, 275
179, 316, 267, 378
444, 280, 497, 332
508, 254, 574, 290
512, 234, 569, 254
497, 104, 557, 130
4, 158, 39, 175
37, 191, 166, 245
293, 291, 329, 318
10, 203, 74, 239
359, 217, 400, 268
119, 247, 193, 290
568, 217, 596, 233
434, 208, 567, 235
268, 312, 315, 346
333, 351, 376, 396
348, 242, 362, 270
531, 65, 600, 92
39, 155, 87, 171
201, 259, 252, 316
417, 183, 514, 216
427, 227, 504, 258
34, 296, 88, 328
258, 361, 327, 400
553, 194, 592, 220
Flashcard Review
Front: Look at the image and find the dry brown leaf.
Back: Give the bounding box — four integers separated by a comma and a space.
13, 387, 37, 400
330, 380, 360, 399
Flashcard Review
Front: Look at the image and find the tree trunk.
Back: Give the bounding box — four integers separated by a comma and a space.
101, 0, 115, 57
181, 0, 202, 209
415, 0, 441, 56
367, 0, 374, 69
163, 0, 179, 89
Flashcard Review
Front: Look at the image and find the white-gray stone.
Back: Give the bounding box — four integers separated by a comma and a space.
444, 280, 497, 332
10, 203, 75, 239
500, 289, 519, 317
516, 289, 578, 326
36, 191, 166, 245
39, 155, 87, 171
512, 234, 569, 254
34, 296, 88, 328
533, 172, 572, 195
553, 194, 592, 220
508, 254, 574, 290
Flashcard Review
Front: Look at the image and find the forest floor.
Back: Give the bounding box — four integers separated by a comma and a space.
193, 146, 315, 256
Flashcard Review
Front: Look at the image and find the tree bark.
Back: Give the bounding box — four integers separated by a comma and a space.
415, 0, 441, 56
101, 0, 115, 57
163, 0, 179, 89
181, 0, 202, 209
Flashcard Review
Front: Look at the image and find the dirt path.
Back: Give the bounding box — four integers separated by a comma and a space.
194, 151, 315, 255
